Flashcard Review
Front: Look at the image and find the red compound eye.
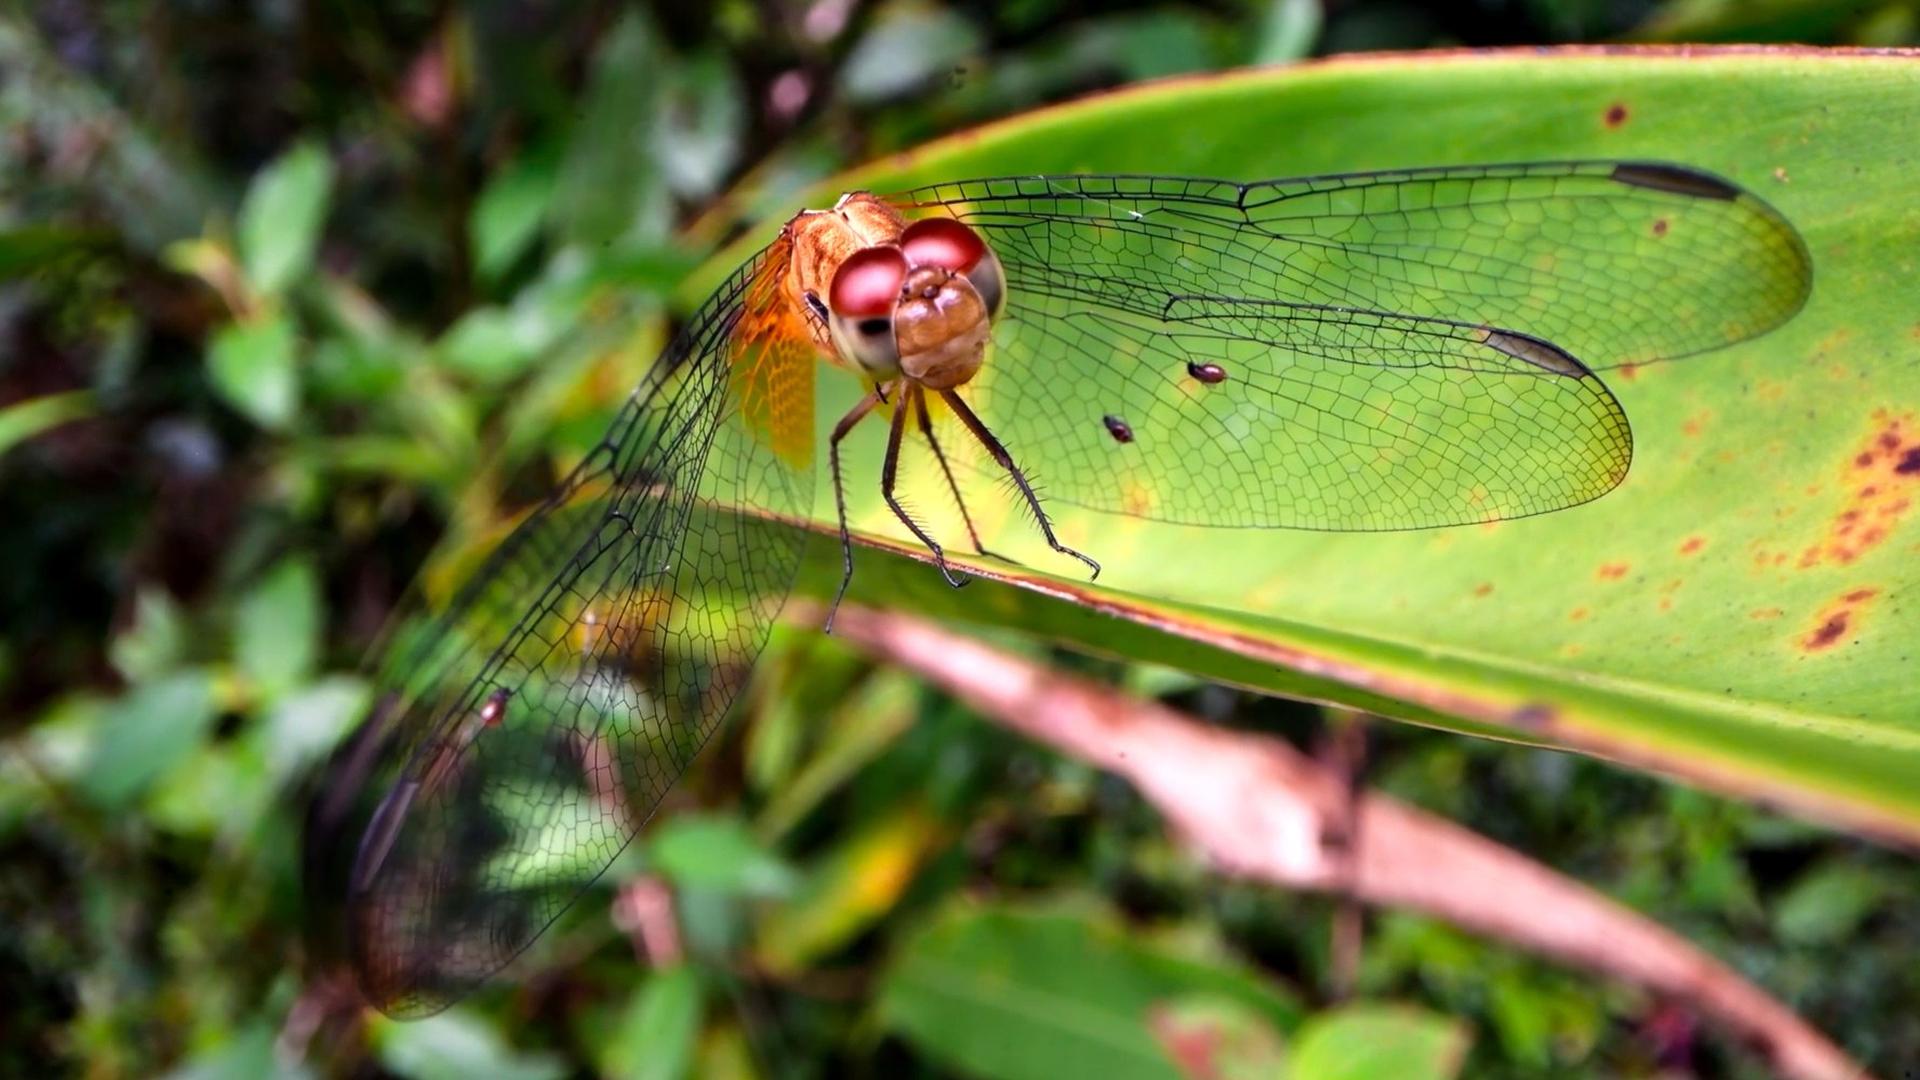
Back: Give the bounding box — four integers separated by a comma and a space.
829, 246, 908, 317
900, 217, 987, 273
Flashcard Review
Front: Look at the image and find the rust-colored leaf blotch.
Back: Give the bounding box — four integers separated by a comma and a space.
1797, 410, 1917, 568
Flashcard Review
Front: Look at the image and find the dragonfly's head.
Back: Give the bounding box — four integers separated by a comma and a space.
827, 217, 1005, 390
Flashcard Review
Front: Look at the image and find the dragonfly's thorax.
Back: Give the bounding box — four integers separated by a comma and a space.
894, 265, 990, 390
784, 194, 909, 339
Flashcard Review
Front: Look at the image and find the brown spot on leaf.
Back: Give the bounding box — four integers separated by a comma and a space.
1799, 588, 1879, 653
1651, 218, 1668, 237
1678, 536, 1705, 556
1658, 596, 1673, 612
1605, 103, 1628, 127
1472, 582, 1494, 597
1617, 363, 1640, 381
1681, 410, 1711, 438
1798, 411, 1919, 567
1750, 607, 1784, 620
1511, 704, 1558, 729
1803, 612, 1851, 651
1569, 606, 1590, 622
1596, 562, 1629, 581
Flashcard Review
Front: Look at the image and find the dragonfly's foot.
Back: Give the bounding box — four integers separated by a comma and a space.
1055, 543, 1100, 581
935, 557, 972, 589
824, 563, 855, 634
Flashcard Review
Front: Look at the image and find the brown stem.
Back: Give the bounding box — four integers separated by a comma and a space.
817, 604, 1870, 1080
613, 876, 682, 969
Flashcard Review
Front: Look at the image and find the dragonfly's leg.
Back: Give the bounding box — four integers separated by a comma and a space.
938, 389, 1100, 580
825, 387, 886, 633
913, 385, 1013, 563
883, 386, 969, 590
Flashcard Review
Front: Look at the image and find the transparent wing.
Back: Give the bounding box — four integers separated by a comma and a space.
979, 296, 1627, 529
894, 162, 1810, 529
344, 242, 815, 1017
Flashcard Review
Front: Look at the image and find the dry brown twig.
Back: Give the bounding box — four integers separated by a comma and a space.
817, 604, 1869, 1080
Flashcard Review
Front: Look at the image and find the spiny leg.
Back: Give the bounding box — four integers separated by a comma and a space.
825, 386, 885, 634
938, 388, 1100, 579
883, 385, 970, 590
912, 384, 1012, 563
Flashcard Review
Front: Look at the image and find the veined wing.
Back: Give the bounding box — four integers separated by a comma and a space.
344, 241, 814, 1017
893, 162, 1810, 529
976, 295, 1629, 529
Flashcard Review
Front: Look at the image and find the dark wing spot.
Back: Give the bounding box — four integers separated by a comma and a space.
1609, 162, 1740, 201
803, 290, 828, 322
1102, 415, 1134, 444
1479, 328, 1589, 376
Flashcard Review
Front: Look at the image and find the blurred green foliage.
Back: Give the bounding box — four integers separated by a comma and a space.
3, 2, 1919, 1078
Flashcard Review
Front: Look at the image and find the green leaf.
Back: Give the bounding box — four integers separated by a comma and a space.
434, 304, 562, 385
374, 1012, 565, 1080
0, 225, 112, 279
80, 669, 219, 809
652, 51, 744, 199
234, 557, 322, 699
551, 14, 671, 248
147, 742, 266, 839
598, 965, 704, 1080
1253, 0, 1323, 64
471, 145, 559, 283
109, 587, 187, 682
840, 3, 983, 104
158, 1021, 307, 1080
753, 664, 920, 838
877, 902, 1298, 1080
1773, 859, 1887, 945
649, 814, 796, 896
1289, 1004, 1470, 1080
207, 314, 298, 429
0, 390, 95, 456
255, 675, 368, 784
238, 140, 333, 295
692, 51, 1920, 842
755, 802, 941, 973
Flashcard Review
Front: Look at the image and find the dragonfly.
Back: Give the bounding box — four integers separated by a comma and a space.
341, 161, 1809, 1016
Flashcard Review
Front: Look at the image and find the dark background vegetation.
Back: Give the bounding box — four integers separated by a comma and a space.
5, 1, 1919, 1077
